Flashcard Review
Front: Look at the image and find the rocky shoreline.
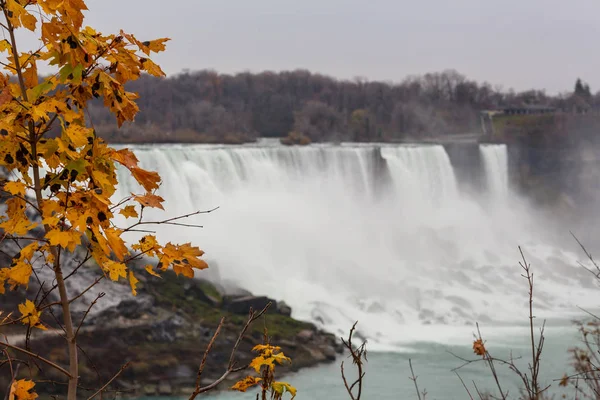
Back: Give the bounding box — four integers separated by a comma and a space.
1, 267, 343, 398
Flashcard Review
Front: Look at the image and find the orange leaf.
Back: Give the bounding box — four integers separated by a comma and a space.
231, 376, 262, 392
119, 205, 138, 219
145, 265, 162, 278
473, 339, 486, 357
9, 379, 38, 400
128, 270, 139, 296
133, 193, 164, 210
110, 148, 139, 169
131, 167, 161, 192
103, 228, 128, 260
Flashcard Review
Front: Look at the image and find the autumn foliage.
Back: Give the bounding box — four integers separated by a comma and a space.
0, 0, 218, 398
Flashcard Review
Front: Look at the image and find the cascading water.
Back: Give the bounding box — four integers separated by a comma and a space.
480, 144, 509, 200
113, 141, 597, 349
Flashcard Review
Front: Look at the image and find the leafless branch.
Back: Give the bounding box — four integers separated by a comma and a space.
194, 317, 224, 389
189, 303, 271, 399
340, 321, 367, 400
86, 362, 130, 400
409, 358, 426, 400
124, 207, 219, 233
0, 340, 71, 378
75, 292, 105, 338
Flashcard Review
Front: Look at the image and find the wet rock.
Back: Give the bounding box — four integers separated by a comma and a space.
277, 301, 292, 317
158, 381, 172, 395
223, 296, 276, 315
296, 329, 314, 343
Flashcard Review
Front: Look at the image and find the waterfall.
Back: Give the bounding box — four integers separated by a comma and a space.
111, 142, 595, 349
480, 144, 509, 199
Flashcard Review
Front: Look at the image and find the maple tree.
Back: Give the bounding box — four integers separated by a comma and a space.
0, 0, 211, 398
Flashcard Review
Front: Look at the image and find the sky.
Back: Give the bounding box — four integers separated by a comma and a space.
20, 0, 600, 94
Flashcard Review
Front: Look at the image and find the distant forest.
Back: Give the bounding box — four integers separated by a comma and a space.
86, 69, 600, 144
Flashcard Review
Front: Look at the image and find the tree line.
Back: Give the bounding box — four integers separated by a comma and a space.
86, 69, 600, 144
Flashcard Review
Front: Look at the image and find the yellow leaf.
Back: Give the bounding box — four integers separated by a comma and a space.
18, 300, 47, 330
272, 382, 297, 400
231, 376, 262, 392
64, 124, 92, 148
46, 229, 81, 252
249, 355, 275, 373
0, 39, 11, 52
145, 265, 162, 278
20, 12, 37, 31
133, 193, 165, 210
140, 58, 165, 77
4, 181, 26, 196
119, 205, 138, 219
103, 260, 127, 281
140, 38, 170, 54
128, 270, 139, 296
22, 62, 38, 89
7, 262, 32, 287
103, 228, 128, 260
131, 167, 161, 192
132, 235, 160, 257
9, 379, 38, 400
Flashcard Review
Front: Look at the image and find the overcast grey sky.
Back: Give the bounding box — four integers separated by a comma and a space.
41, 1, 600, 93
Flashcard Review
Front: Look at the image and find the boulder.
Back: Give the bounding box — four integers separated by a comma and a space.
222, 296, 276, 315
296, 329, 314, 343
276, 301, 292, 317
158, 381, 172, 396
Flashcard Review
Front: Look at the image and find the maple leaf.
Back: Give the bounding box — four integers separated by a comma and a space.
139, 38, 170, 55
7, 262, 32, 288
140, 58, 165, 77
103, 227, 129, 260
161, 242, 208, 277
473, 339, 486, 357
9, 379, 38, 400
128, 270, 139, 296
231, 376, 262, 392
46, 229, 81, 252
272, 381, 297, 400
103, 260, 127, 281
131, 167, 161, 191
145, 265, 162, 278
18, 300, 47, 330
22, 62, 38, 89
133, 193, 165, 210
119, 205, 138, 218
4, 181, 26, 196
0, 87, 13, 107
110, 148, 139, 169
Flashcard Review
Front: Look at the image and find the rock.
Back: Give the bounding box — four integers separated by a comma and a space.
223, 296, 276, 315
303, 346, 326, 362
277, 301, 292, 317
296, 329, 314, 343
319, 345, 337, 361
143, 384, 157, 395
218, 280, 253, 298
182, 279, 221, 306
117, 296, 155, 319
158, 381, 172, 396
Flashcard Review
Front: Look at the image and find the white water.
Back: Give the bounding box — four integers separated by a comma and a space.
480, 144, 509, 200
113, 141, 598, 350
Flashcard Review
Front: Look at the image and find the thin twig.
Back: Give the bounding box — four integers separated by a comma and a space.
189, 303, 271, 399
0, 341, 71, 377
194, 317, 224, 389
409, 359, 423, 400
86, 362, 130, 400
455, 371, 474, 400
75, 292, 105, 338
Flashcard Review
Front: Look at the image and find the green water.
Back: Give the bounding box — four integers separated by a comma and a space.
135, 323, 582, 400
